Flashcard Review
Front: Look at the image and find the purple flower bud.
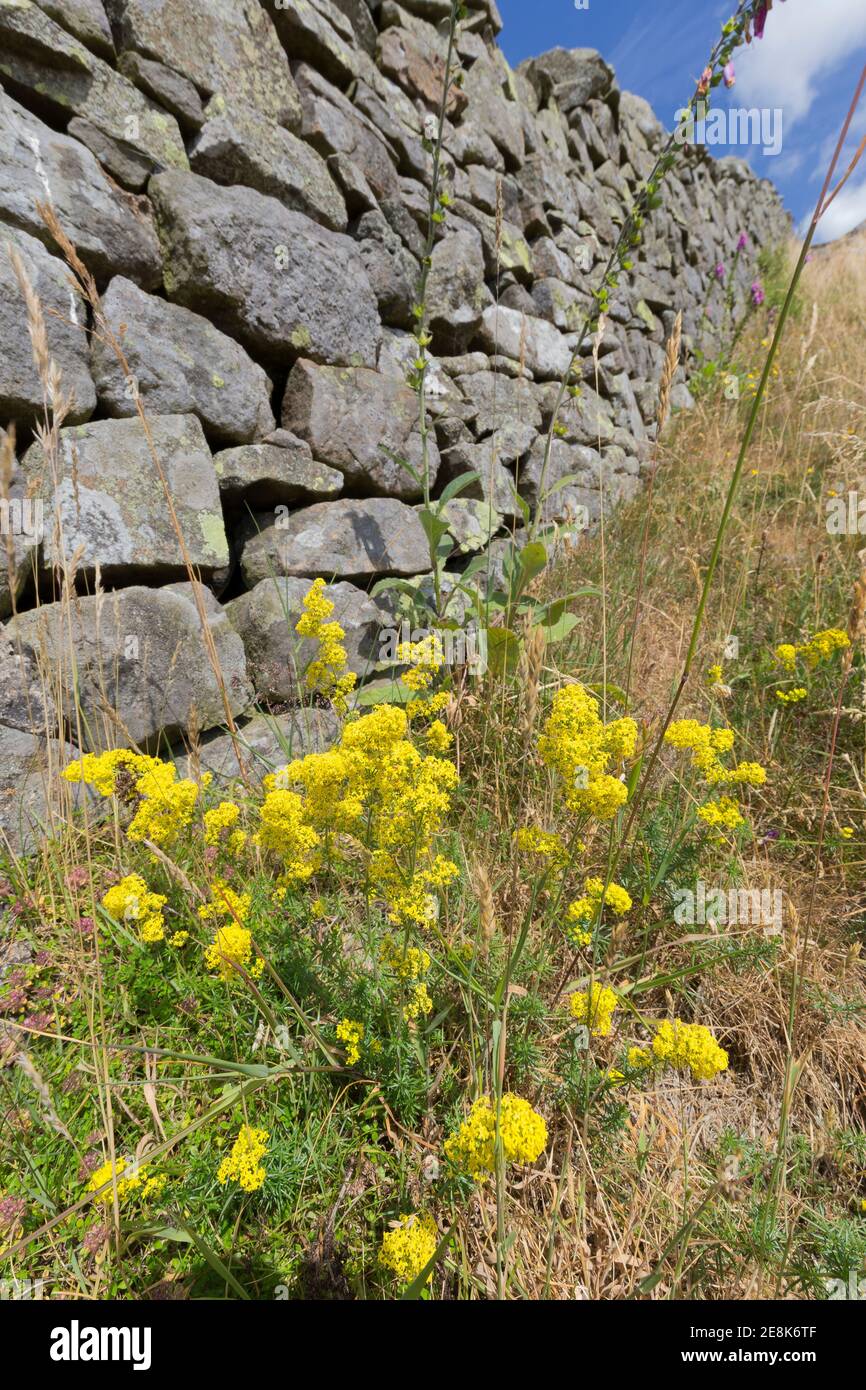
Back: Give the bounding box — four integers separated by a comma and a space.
751, 281, 765, 306
737, 233, 748, 251
715, 263, 726, 281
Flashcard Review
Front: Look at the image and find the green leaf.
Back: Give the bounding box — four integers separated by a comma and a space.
542, 471, 583, 500
355, 680, 413, 707
539, 612, 578, 643
533, 587, 600, 627
417, 506, 451, 551
585, 681, 630, 706
517, 540, 548, 584
486, 626, 521, 675
437, 470, 480, 506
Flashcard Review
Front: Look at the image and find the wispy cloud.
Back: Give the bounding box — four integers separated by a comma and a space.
808, 173, 866, 243
734, 0, 866, 127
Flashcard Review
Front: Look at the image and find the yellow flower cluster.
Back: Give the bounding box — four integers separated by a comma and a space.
336, 1017, 364, 1065
379, 1212, 438, 1285
126, 761, 202, 845
568, 982, 618, 1037
538, 685, 637, 820
102, 874, 167, 943
63, 748, 156, 798
664, 720, 765, 832
406, 691, 450, 722
295, 577, 357, 715
63, 750, 205, 847
776, 628, 849, 672
217, 1125, 269, 1192
445, 1094, 548, 1181
380, 936, 431, 982
257, 786, 322, 888
397, 632, 445, 692
630, 1019, 728, 1081
697, 795, 745, 830
566, 877, 632, 946
201, 885, 261, 982
775, 687, 807, 704
402, 981, 431, 1020
380, 937, 433, 1021
514, 826, 571, 865
205, 925, 262, 982
204, 801, 246, 853
87, 1157, 166, 1204
198, 878, 251, 925
270, 702, 459, 928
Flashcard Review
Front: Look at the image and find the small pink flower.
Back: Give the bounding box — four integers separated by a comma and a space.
723, 62, 736, 88
737, 233, 748, 251
698, 66, 713, 95
715, 262, 726, 281
751, 281, 765, 306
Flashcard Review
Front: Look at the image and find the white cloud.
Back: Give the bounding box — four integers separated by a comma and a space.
733, 0, 866, 126
808, 173, 866, 243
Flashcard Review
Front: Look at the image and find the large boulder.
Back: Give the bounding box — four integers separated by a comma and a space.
0, 91, 162, 287
91, 276, 275, 445
454, 370, 543, 437
225, 576, 387, 703
0, 465, 38, 621
281, 359, 439, 501
117, 50, 204, 132
213, 436, 343, 509
21, 415, 230, 584
0, 628, 53, 733
476, 305, 572, 380
35, 0, 114, 57
427, 227, 487, 354
519, 48, 614, 117
7, 583, 252, 750
516, 436, 602, 524
269, 0, 361, 87
377, 24, 466, 116
150, 170, 381, 368
0, 726, 92, 853
238, 497, 430, 587
189, 99, 347, 233
0, 1, 188, 189
111, 0, 301, 128
1, 225, 96, 426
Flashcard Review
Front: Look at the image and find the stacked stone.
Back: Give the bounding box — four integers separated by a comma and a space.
0, 0, 790, 846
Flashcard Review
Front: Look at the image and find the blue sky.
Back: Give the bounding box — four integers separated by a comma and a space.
497, 0, 866, 242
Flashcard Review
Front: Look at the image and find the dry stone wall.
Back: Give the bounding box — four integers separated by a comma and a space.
0, 0, 790, 848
